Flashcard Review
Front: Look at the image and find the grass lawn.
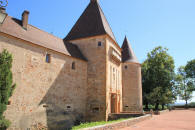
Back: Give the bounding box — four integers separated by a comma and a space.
72, 118, 132, 130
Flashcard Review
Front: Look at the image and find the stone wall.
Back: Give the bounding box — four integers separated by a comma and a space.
70, 35, 107, 122
0, 34, 87, 129
122, 62, 143, 113
81, 114, 152, 130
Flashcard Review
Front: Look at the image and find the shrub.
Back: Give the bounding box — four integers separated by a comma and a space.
0, 49, 16, 129
0, 117, 11, 130
189, 102, 195, 107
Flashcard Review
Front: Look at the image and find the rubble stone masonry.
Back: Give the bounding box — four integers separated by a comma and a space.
122, 62, 142, 113
0, 34, 87, 129
70, 35, 107, 122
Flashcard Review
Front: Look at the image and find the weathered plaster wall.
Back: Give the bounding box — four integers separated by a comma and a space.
70, 36, 107, 122
122, 63, 143, 113
0, 34, 87, 129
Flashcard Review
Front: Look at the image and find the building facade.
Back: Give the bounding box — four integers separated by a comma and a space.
0, 0, 142, 129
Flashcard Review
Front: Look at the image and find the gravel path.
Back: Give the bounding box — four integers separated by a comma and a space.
120, 109, 195, 130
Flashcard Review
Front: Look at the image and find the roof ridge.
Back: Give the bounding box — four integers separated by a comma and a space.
29, 24, 62, 40
10, 16, 62, 40
97, 2, 116, 41
1, 16, 87, 61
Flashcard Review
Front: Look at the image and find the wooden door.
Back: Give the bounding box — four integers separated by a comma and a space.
111, 94, 117, 113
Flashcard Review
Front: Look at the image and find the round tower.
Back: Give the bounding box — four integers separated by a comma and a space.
121, 36, 143, 113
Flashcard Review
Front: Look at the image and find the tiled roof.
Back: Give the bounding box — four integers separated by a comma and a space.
122, 36, 139, 63
0, 16, 87, 61
64, 0, 116, 42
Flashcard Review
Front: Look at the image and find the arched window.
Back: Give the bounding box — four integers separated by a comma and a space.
72, 62, 75, 70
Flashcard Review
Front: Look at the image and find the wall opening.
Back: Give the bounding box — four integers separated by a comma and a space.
46, 53, 51, 63
72, 62, 75, 70
98, 41, 102, 47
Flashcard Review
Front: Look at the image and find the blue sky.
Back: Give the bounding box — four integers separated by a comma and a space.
6, 0, 195, 102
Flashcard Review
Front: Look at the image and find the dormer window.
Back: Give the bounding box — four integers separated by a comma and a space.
46, 54, 51, 63
98, 41, 102, 46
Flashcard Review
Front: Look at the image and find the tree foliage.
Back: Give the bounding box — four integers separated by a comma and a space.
175, 66, 195, 106
185, 59, 195, 79
142, 46, 176, 110
0, 49, 15, 129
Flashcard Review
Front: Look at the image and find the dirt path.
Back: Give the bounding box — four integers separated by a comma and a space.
120, 109, 195, 130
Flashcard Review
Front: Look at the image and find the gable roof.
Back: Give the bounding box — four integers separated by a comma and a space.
0, 16, 87, 61
64, 0, 116, 42
121, 36, 139, 63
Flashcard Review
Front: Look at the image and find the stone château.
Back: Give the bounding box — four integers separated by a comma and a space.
0, 0, 143, 129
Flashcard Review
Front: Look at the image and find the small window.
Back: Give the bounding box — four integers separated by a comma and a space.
125, 65, 128, 69
65, 105, 73, 112
8, 100, 11, 105
98, 41, 102, 46
92, 107, 100, 113
46, 54, 51, 63
72, 62, 75, 70
43, 104, 49, 108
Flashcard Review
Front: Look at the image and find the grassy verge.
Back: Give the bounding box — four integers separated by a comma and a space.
72, 118, 132, 130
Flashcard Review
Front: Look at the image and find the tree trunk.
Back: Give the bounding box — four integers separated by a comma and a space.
185, 100, 188, 108
145, 102, 149, 110
162, 104, 165, 110
155, 102, 159, 110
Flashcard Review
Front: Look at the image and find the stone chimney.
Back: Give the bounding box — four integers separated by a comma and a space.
90, 0, 99, 3
22, 10, 29, 30
0, 7, 6, 13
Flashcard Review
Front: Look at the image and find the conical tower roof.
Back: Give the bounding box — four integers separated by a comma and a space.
122, 36, 139, 63
64, 0, 116, 42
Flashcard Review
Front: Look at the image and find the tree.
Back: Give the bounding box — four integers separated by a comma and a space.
142, 46, 175, 110
0, 49, 16, 129
142, 60, 151, 110
185, 59, 195, 79
185, 59, 195, 92
175, 66, 195, 107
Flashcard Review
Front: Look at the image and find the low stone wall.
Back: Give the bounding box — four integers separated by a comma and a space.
144, 109, 170, 115
108, 113, 144, 121
81, 114, 152, 130
154, 110, 169, 115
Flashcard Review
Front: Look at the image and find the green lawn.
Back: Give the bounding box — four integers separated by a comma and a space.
72, 118, 132, 130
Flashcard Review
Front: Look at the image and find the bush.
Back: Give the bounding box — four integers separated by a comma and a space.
189, 102, 195, 107
0, 50, 15, 129
144, 104, 168, 111
0, 117, 11, 130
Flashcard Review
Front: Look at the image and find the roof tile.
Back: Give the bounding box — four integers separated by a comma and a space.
0, 16, 87, 61
122, 36, 139, 63
64, 0, 116, 42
